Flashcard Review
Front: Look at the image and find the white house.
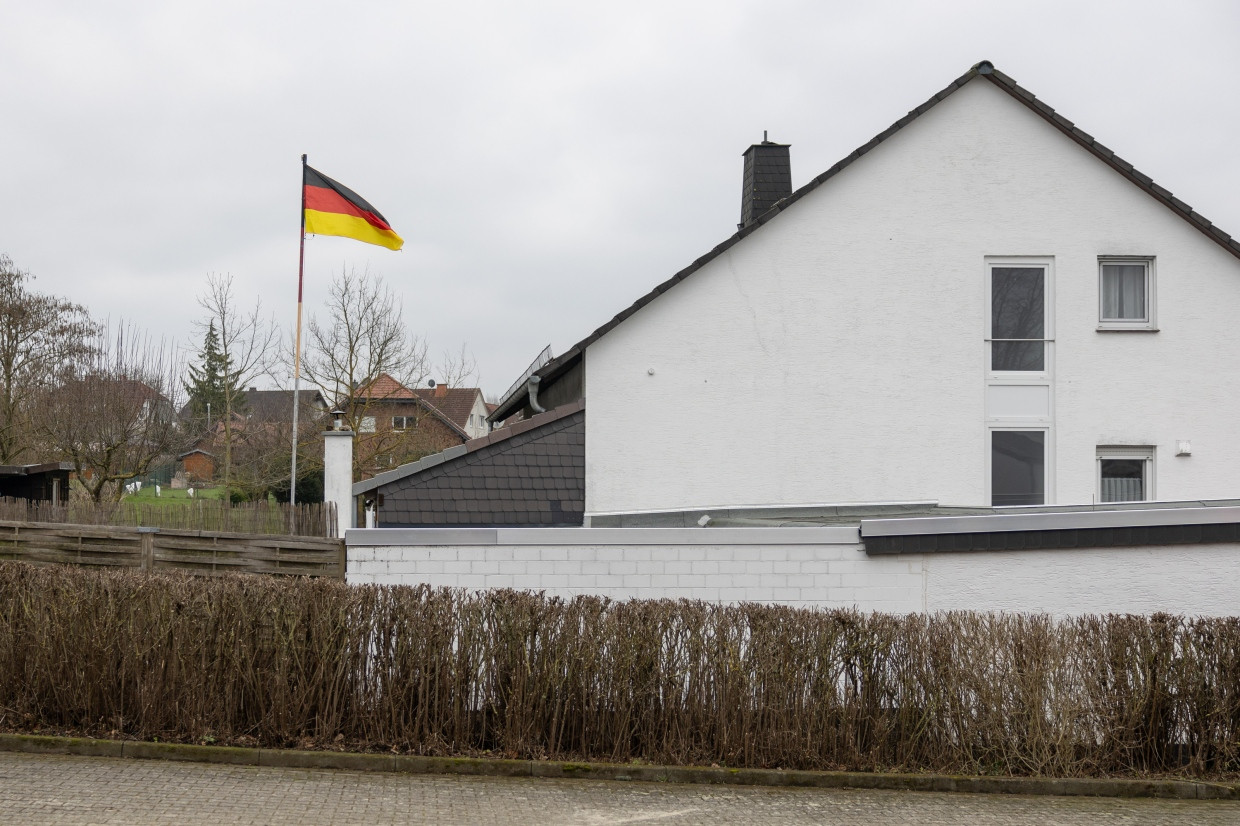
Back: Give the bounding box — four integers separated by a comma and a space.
337, 61, 1240, 616
488, 59, 1240, 520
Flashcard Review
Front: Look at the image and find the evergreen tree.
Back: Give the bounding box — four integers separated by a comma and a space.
183, 320, 231, 433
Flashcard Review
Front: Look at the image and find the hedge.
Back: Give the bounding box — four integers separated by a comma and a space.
1, 562, 1238, 777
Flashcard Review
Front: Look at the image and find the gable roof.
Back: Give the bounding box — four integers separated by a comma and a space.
490, 59, 1240, 422
353, 373, 470, 439
411, 387, 483, 430
354, 373, 417, 400
355, 399, 585, 498
242, 389, 326, 421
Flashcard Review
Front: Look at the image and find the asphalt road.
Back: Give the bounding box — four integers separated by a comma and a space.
1, 751, 1238, 825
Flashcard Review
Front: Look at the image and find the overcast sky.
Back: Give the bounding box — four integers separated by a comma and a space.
3, 1, 1237, 399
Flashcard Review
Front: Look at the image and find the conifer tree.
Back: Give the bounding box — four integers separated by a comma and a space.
183, 320, 231, 435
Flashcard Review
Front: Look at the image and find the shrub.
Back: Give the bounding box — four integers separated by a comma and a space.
0, 561, 1237, 777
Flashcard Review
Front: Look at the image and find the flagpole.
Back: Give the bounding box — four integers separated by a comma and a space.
290, 154, 307, 512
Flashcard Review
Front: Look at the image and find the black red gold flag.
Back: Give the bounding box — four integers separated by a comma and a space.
303, 166, 403, 250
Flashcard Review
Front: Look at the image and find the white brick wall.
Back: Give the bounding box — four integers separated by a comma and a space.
347, 527, 1240, 616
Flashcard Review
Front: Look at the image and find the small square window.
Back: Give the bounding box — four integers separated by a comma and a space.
359, 416, 376, 433
1097, 447, 1153, 503
1099, 258, 1155, 330
392, 416, 412, 431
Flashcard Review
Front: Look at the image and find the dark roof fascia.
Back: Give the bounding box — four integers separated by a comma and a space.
355, 398, 584, 496
489, 61, 1240, 423
0, 462, 75, 476
24, 462, 75, 474
861, 504, 1240, 555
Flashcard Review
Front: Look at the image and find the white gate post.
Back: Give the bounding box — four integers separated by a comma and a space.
322, 415, 355, 539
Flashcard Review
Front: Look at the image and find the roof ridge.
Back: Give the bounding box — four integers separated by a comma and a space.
490, 60, 1239, 422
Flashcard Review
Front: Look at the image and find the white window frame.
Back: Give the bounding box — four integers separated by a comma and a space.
988, 426, 1053, 508
1097, 256, 1157, 331
359, 416, 376, 434
392, 415, 412, 431
1096, 446, 1155, 503
985, 257, 1055, 381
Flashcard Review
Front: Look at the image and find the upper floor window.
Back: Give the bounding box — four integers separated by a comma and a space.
1098, 257, 1156, 330
989, 261, 1049, 373
392, 415, 413, 431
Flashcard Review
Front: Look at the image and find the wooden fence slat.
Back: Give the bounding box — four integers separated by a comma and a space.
0, 497, 337, 538
0, 518, 345, 579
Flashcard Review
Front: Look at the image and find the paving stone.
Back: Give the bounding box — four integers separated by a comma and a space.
1, 752, 1239, 825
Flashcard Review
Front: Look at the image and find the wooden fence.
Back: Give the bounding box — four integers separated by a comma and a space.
0, 497, 337, 537
0, 520, 345, 579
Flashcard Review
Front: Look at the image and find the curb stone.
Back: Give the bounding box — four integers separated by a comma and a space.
0, 734, 1236, 801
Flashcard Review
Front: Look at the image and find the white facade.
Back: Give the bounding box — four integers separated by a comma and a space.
464, 392, 491, 439
584, 79, 1240, 516
347, 527, 1240, 618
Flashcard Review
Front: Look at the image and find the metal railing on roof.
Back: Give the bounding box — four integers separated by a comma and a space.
494, 344, 553, 416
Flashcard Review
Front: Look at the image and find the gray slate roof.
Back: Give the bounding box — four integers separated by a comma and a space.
357, 401, 584, 528
490, 59, 1240, 423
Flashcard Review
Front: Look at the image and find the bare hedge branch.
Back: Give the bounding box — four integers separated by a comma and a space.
1, 562, 1237, 778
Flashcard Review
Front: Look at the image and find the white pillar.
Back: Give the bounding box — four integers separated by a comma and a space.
323, 428, 354, 538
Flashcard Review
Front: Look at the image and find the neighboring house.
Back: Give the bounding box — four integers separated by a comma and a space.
478, 60, 1240, 520
241, 388, 329, 423
105, 378, 177, 431
411, 384, 492, 439
355, 401, 584, 527
349, 374, 469, 477
181, 389, 328, 483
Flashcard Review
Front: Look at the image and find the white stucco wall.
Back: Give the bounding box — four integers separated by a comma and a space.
346, 528, 1240, 617
323, 430, 354, 537
582, 78, 1240, 515
465, 392, 491, 439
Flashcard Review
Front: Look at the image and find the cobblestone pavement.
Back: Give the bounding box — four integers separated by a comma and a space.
1, 752, 1239, 825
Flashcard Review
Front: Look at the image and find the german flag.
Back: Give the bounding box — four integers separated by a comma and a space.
303, 166, 403, 251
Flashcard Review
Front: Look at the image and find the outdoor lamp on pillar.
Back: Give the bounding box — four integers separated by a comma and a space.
332, 409, 345, 431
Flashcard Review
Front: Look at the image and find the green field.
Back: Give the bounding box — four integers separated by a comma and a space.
123, 485, 226, 503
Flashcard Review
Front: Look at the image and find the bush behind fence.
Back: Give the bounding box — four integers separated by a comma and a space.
0, 497, 336, 537
1, 563, 1238, 778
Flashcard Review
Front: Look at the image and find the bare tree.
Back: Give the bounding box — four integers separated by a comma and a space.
300, 268, 430, 413
435, 343, 480, 391
0, 255, 98, 463
191, 274, 277, 490
294, 268, 476, 479
40, 323, 183, 502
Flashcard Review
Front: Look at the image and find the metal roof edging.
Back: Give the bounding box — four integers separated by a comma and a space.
860, 505, 1240, 538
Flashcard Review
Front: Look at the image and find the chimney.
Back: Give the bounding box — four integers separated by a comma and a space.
434, 383, 447, 398
740, 133, 791, 229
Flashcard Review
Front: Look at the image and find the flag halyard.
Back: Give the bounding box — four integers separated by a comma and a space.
303, 165, 404, 251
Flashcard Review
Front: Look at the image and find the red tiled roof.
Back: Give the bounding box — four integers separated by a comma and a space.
355, 373, 416, 400
411, 387, 483, 430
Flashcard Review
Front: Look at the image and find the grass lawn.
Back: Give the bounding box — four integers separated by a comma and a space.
124, 485, 226, 503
